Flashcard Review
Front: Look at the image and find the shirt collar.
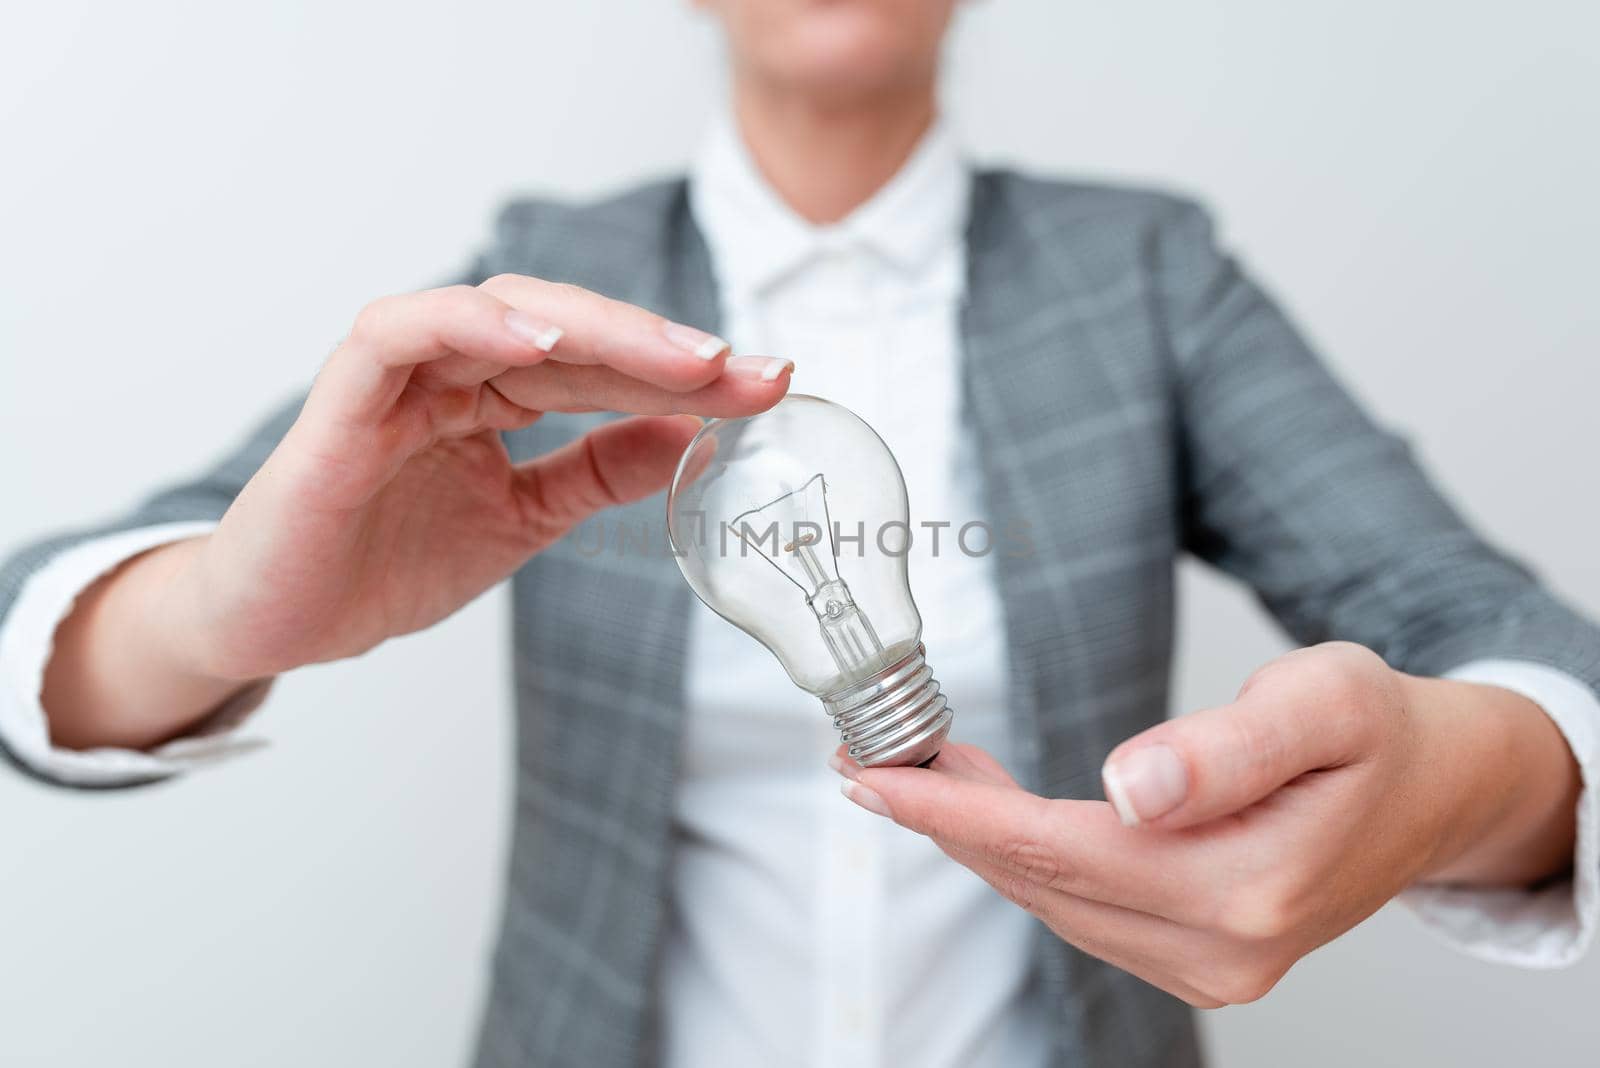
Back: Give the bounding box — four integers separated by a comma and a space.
689, 110, 971, 302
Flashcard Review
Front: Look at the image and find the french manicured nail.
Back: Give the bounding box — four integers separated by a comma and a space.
725, 356, 794, 382
827, 753, 861, 781
1102, 744, 1187, 827
840, 779, 891, 817
663, 321, 729, 360
505, 311, 563, 352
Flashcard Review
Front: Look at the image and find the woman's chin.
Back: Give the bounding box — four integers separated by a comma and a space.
739, 4, 946, 101
763, 43, 936, 104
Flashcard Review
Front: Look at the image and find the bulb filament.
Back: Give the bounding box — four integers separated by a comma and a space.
732, 474, 889, 683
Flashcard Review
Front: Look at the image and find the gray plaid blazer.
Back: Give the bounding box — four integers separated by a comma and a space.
5, 171, 1599, 1067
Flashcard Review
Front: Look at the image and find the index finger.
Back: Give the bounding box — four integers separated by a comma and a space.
853, 764, 1203, 918
480, 274, 731, 393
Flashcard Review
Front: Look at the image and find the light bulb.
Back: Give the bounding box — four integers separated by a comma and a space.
667, 394, 953, 767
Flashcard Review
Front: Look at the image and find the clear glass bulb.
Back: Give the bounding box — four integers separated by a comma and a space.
667, 395, 953, 767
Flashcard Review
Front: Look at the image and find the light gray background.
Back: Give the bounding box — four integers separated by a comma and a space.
2, 2, 1596, 1065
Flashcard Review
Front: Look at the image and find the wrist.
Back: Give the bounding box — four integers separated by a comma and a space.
141, 534, 254, 684
1403, 672, 1579, 887
43, 535, 257, 750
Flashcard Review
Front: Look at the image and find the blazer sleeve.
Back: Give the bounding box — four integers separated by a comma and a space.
0, 216, 520, 786
0, 396, 303, 785
1162, 199, 1600, 693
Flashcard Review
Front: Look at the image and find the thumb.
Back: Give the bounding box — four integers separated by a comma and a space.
514, 414, 701, 540
1101, 662, 1376, 829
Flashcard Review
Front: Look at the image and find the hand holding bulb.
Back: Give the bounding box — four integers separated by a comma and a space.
832, 642, 1581, 1006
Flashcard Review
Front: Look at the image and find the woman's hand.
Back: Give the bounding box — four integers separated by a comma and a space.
181, 275, 790, 680
833, 642, 1580, 1007
45, 275, 791, 747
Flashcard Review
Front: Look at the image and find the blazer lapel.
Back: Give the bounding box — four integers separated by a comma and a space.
958, 172, 1179, 799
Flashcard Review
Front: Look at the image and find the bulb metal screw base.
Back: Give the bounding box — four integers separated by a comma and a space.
821, 643, 953, 768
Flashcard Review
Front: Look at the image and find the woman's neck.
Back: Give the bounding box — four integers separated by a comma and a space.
732, 78, 936, 225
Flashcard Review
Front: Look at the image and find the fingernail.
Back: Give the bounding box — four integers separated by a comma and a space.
663, 321, 729, 360
725, 356, 794, 382
1102, 744, 1187, 827
840, 779, 891, 817
505, 311, 563, 353
827, 753, 861, 781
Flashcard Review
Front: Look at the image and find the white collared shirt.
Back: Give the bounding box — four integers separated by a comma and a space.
664, 114, 1046, 1067
0, 113, 1596, 1068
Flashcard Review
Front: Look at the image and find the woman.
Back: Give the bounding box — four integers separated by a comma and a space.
3, 2, 1595, 1066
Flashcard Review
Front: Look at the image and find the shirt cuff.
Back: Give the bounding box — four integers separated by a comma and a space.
1398, 659, 1598, 968
0, 521, 269, 787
